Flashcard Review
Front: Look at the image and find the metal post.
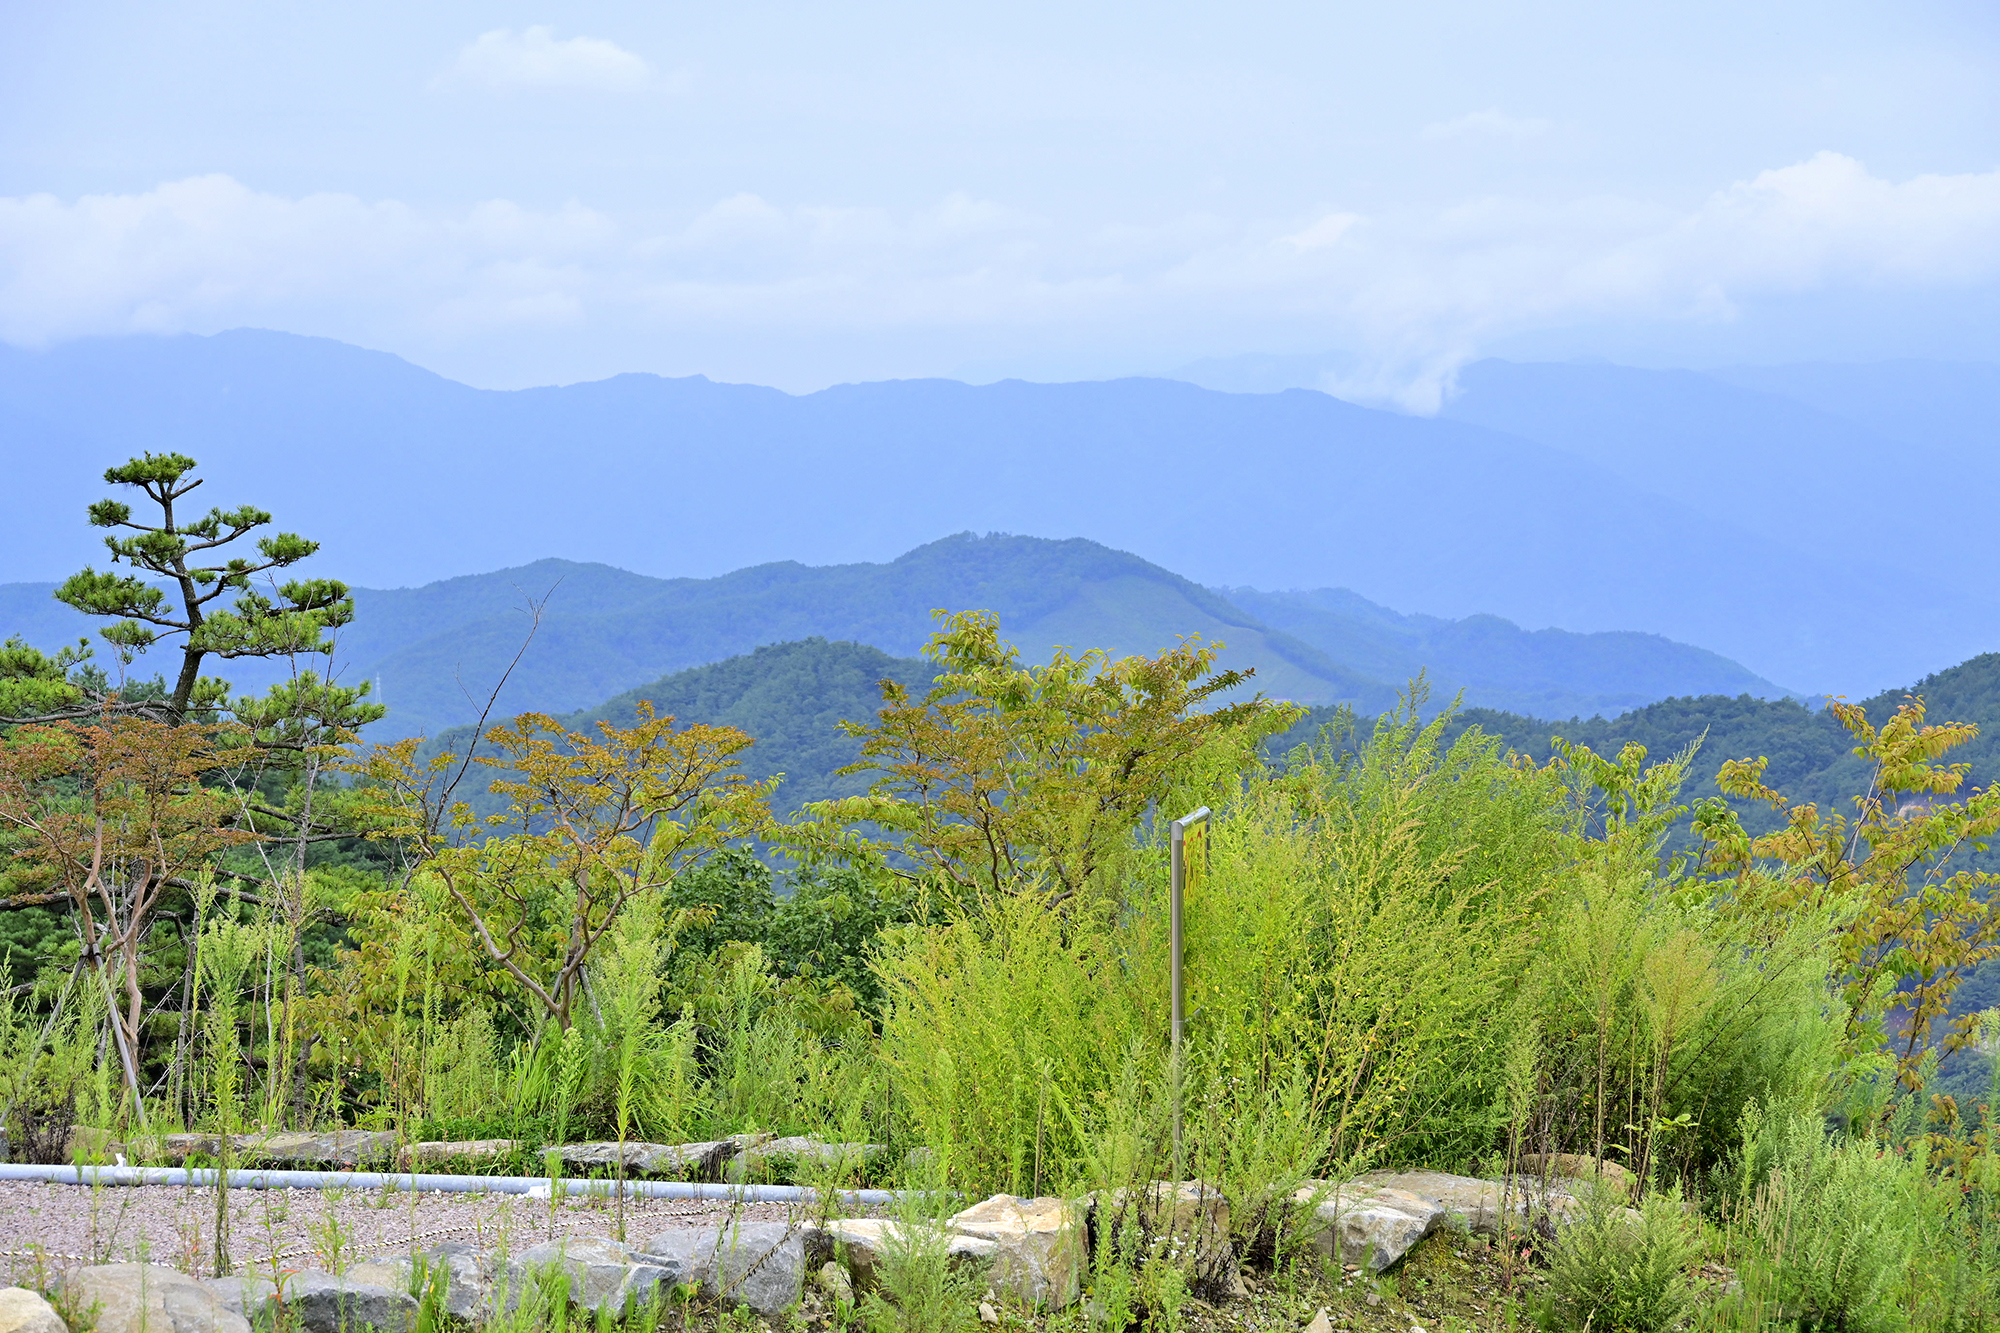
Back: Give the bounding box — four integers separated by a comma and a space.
1169, 806, 1210, 1060
1169, 807, 1210, 1166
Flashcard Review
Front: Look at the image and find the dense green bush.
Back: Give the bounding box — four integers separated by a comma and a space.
1542, 1185, 1701, 1333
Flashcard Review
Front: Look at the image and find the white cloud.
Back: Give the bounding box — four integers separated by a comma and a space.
439, 27, 649, 92
1421, 108, 1553, 141
1279, 213, 1359, 252
4, 154, 1999, 405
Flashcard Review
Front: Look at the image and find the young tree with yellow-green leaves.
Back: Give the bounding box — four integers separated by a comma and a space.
1694, 695, 2000, 1095
797, 608, 1300, 908
352, 704, 775, 1029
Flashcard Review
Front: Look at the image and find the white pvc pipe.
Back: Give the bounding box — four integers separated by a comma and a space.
0, 1162, 897, 1206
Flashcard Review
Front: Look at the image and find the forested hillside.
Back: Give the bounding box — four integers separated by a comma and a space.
1223, 584, 1784, 719
424, 638, 935, 818
0, 534, 1791, 743
1273, 653, 2000, 839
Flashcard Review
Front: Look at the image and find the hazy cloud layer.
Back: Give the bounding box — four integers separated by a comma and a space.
437, 27, 651, 92
4, 153, 1999, 406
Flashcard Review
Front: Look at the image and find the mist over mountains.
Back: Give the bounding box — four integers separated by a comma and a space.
5, 330, 1994, 697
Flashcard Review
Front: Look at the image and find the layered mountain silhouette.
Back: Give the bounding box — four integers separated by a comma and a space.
0, 533, 1786, 743
5, 330, 1991, 695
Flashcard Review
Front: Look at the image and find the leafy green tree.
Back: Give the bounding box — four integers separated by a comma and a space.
0, 638, 95, 719
1695, 695, 2000, 1095
49, 452, 374, 731
800, 609, 1299, 907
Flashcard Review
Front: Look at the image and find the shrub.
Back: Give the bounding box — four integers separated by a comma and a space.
1542, 1185, 1700, 1332
1725, 1104, 1931, 1332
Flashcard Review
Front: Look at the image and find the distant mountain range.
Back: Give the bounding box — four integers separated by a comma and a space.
0, 534, 1787, 743
4, 330, 1994, 695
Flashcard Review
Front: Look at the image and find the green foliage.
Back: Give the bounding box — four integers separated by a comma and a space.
1724, 1104, 1932, 1331
0, 636, 92, 717
0, 905, 68, 987
876, 889, 1139, 1194
53, 452, 373, 725
1541, 1185, 1701, 1332
859, 1155, 985, 1333
665, 851, 913, 1013
763, 864, 914, 1014
804, 608, 1299, 907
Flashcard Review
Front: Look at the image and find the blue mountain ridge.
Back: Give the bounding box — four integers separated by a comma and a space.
5, 330, 1991, 694
0, 533, 1789, 743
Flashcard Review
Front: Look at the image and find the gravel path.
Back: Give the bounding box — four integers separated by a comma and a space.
0, 1182, 807, 1283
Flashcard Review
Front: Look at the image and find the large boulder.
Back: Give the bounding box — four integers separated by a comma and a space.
708, 1221, 818, 1315
1516, 1154, 1635, 1199
1090, 1182, 1233, 1290
246, 1131, 398, 1169
731, 1137, 883, 1180
504, 1239, 668, 1317
825, 1220, 999, 1296
158, 1134, 223, 1162
272, 1273, 416, 1333
397, 1140, 521, 1170
59, 1265, 250, 1333
635, 1221, 819, 1315
350, 1244, 496, 1322
1353, 1170, 1602, 1237
1288, 1183, 1444, 1271
196, 1277, 277, 1320
1354, 1171, 1513, 1236
947, 1196, 1085, 1308
0, 1288, 67, 1333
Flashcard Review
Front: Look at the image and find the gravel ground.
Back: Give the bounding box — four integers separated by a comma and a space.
0, 1182, 807, 1283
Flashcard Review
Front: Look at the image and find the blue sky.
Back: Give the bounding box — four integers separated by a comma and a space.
4, 1, 1998, 402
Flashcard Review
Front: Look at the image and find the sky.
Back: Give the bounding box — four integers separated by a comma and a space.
4, 1, 1999, 407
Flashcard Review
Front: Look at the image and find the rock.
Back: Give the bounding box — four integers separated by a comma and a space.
1353, 1170, 1604, 1238
505, 1239, 666, 1317
67, 1126, 126, 1166
557, 1140, 745, 1181
1515, 1153, 1635, 1198
159, 1134, 224, 1162
708, 1221, 817, 1315
1094, 1181, 1230, 1239
1289, 1183, 1444, 1272
273, 1272, 417, 1333
0, 1288, 67, 1333
635, 1221, 819, 1315
978, 1302, 1000, 1325
1090, 1182, 1232, 1289
1355, 1171, 1516, 1237
1303, 1308, 1332, 1333
731, 1136, 883, 1180
156, 1131, 396, 1169
825, 1219, 998, 1296
352, 1243, 497, 1322
245, 1131, 398, 1169
197, 1277, 277, 1320
816, 1262, 854, 1307
60, 1265, 251, 1333
397, 1139, 521, 1170
947, 1195, 1086, 1308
